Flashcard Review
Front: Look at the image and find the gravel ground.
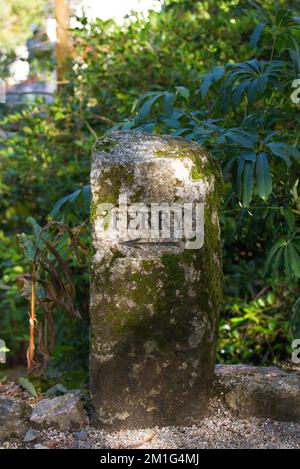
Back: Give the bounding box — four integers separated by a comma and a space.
1, 396, 299, 449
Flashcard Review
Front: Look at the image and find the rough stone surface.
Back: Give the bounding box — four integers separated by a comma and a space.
75, 430, 88, 441
216, 364, 300, 422
1, 388, 299, 449
90, 131, 223, 429
0, 397, 29, 438
23, 428, 39, 443
30, 393, 88, 430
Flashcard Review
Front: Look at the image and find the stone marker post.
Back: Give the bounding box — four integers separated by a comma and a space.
90, 131, 222, 429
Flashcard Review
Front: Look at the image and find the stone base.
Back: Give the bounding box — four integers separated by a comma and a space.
91, 355, 214, 429
0, 365, 299, 444
216, 364, 300, 422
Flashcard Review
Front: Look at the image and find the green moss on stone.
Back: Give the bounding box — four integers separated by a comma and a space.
93, 135, 118, 153
91, 164, 135, 224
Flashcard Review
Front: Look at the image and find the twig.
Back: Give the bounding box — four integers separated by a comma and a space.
129, 432, 157, 449
254, 286, 269, 301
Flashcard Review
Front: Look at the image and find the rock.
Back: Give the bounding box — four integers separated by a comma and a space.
45, 383, 68, 398
30, 393, 88, 430
81, 442, 92, 449
68, 442, 79, 449
90, 131, 223, 428
45, 440, 59, 449
0, 397, 29, 438
216, 365, 300, 422
24, 428, 39, 443
266, 443, 278, 449
75, 430, 87, 441
34, 443, 48, 449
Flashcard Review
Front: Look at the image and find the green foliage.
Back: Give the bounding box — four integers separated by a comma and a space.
112, 2, 300, 361
219, 290, 291, 365
0, 0, 48, 53
291, 297, 300, 339
17, 217, 89, 373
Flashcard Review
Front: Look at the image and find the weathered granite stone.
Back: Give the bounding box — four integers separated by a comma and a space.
90, 131, 223, 428
0, 397, 29, 438
216, 365, 300, 422
74, 430, 88, 441
23, 428, 39, 442
30, 393, 88, 430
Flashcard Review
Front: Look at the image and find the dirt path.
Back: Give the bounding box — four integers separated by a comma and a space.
1, 396, 299, 449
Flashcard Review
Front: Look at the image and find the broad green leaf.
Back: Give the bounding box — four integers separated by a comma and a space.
175, 86, 190, 100
19, 377, 38, 398
250, 23, 266, 48
284, 246, 294, 283
132, 91, 161, 112
231, 81, 249, 108
50, 189, 82, 217
265, 240, 285, 273
271, 246, 284, 279
281, 207, 295, 229
256, 152, 272, 200
226, 131, 257, 149
286, 145, 300, 160
200, 74, 213, 99
267, 142, 292, 167
200, 66, 225, 99
135, 93, 163, 122
19, 234, 35, 261
163, 92, 174, 117
164, 116, 181, 128
291, 297, 300, 338
247, 79, 259, 103
242, 161, 254, 206
288, 243, 300, 278
242, 151, 256, 162
236, 158, 245, 198
27, 217, 42, 242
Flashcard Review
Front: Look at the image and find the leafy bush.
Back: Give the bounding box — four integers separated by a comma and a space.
113, 5, 300, 360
